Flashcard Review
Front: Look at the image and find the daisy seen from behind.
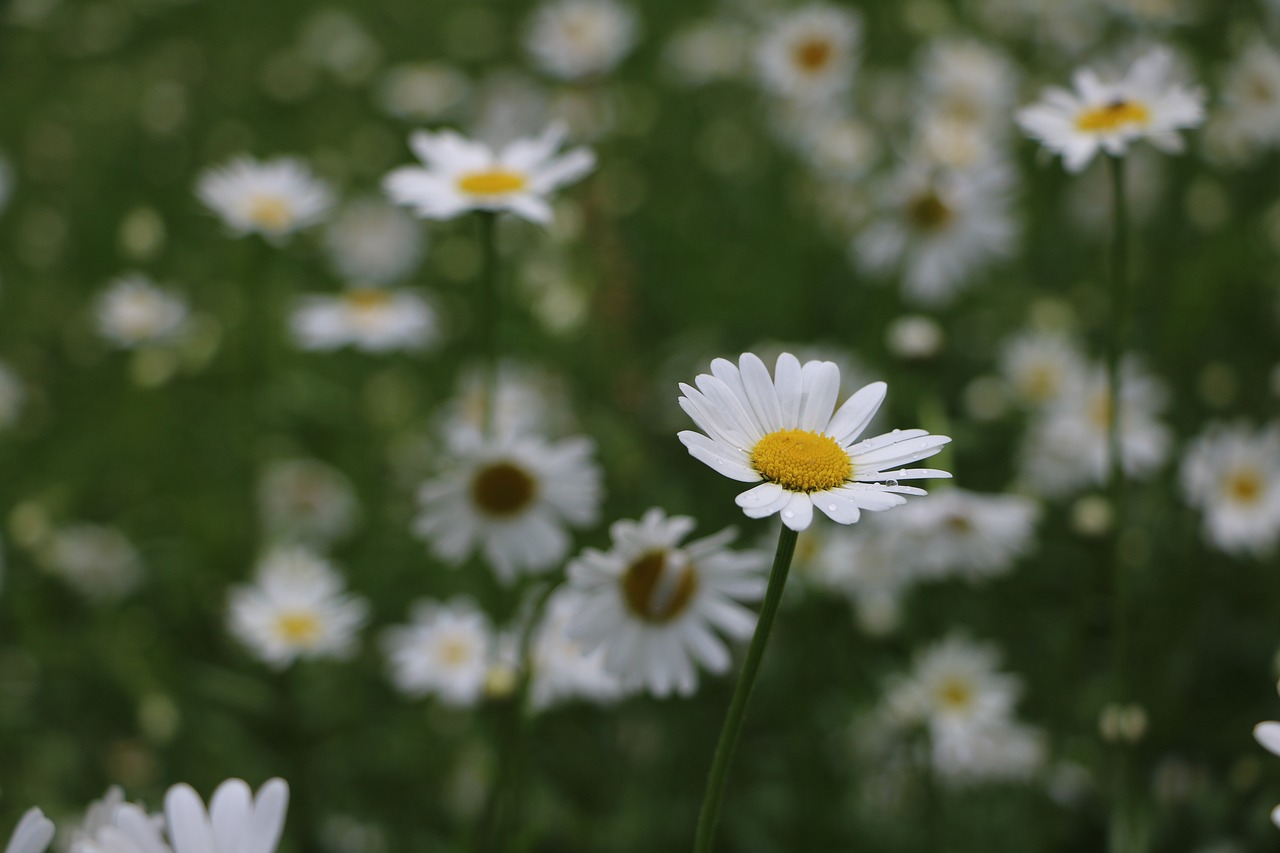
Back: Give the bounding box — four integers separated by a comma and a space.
678, 352, 951, 532
196, 156, 334, 241
164, 778, 288, 853
1016, 46, 1205, 172
4, 809, 53, 853
382, 122, 595, 225
566, 507, 768, 698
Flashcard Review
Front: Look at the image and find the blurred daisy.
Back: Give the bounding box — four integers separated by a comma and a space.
1253, 717, 1280, 828
227, 548, 370, 669
0, 360, 25, 430
39, 524, 142, 601
524, 0, 640, 81
413, 426, 602, 583
884, 488, 1041, 581
378, 62, 470, 122
1181, 422, 1280, 558
566, 508, 768, 697
164, 778, 288, 853
885, 634, 1022, 738
3, 809, 53, 853
289, 286, 438, 353
931, 718, 1046, 785
528, 588, 623, 709
853, 161, 1017, 305
258, 458, 359, 546
999, 329, 1088, 408
383, 123, 595, 225
323, 198, 424, 284
918, 38, 1018, 134
68, 800, 170, 853
442, 361, 574, 440
196, 156, 334, 241
382, 598, 493, 707
798, 523, 911, 636
95, 274, 190, 349
664, 20, 748, 87
756, 4, 861, 104
678, 352, 951, 532
1209, 40, 1280, 160
1016, 46, 1205, 172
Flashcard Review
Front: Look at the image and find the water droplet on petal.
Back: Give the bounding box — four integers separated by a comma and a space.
827, 504, 837, 512
886, 480, 898, 487
783, 510, 794, 518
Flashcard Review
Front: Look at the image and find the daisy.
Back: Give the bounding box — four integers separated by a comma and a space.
883, 634, 1023, 741
323, 198, 425, 284
382, 597, 493, 707
257, 458, 359, 546
800, 523, 912, 635
226, 548, 370, 669
756, 5, 861, 104
196, 156, 334, 241
677, 352, 951, 532
39, 523, 142, 601
1016, 46, 1205, 172
524, 0, 640, 82
1254, 715, 1280, 828
377, 62, 470, 122
164, 778, 288, 853
565, 508, 768, 697
999, 329, 1088, 409
4, 809, 53, 853
382, 123, 595, 226
917, 38, 1018, 135
528, 588, 623, 709
288, 286, 439, 353
931, 718, 1046, 786
68, 801, 171, 853
1180, 422, 1280, 558
1208, 39, 1280, 161
881, 488, 1041, 581
95, 274, 190, 349
413, 426, 603, 583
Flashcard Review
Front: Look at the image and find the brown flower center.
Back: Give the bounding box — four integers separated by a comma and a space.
470, 461, 537, 518
622, 550, 698, 623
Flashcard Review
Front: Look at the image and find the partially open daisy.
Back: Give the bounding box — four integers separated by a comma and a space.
382, 123, 595, 225
196, 156, 334, 241
1016, 46, 1205, 172
677, 353, 951, 531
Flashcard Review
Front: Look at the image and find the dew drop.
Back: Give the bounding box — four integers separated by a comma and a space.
886, 480, 899, 487
784, 510, 794, 518
892, 428, 900, 434
827, 504, 837, 512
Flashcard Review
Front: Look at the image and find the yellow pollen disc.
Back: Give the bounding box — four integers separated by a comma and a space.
246, 195, 295, 232
470, 461, 537, 518
944, 514, 975, 534
276, 611, 321, 646
1224, 469, 1263, 504
457, 170, 528, 196
344, 288, 392, 312
751, 429, 852, 493
1075, 99, 1151, 133
621, 550, 698, 624
906, 191, 952, 230
1023, 365, 1059, 402
439, 636, 474, 666
793, 37, 834, 73
938, 678, 974, 710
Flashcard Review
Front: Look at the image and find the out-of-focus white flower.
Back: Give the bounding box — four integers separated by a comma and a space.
196, 156, 334, 241
1181, 422, 1280, 558
1256, 716, 1280, 828
528, 588, 623, 709
258, 458, 359, 546
999, 330, 1088, 409
378, 63, 470, 122
918, 38, 1018, 134
885, 315, 943, 359
95, 274, 190, 349
1207, 40, 1280, 163
227, 548, 369, 669
39, 524, 142, 601
565, 508, 767, 698
67, 797, 171, 853
296, 8, 381, 86
383, 123, 594, 225
664, 20, 748, 86
382, 597, 493, 707
4, 809, 53, 853
0, 361, 25, 430
756, 5, 861, 104
413, 426, 603, 583
289, 287, 439, 353
931, 718, 1046, 785
442, 361, 575, 440
801, 524, 912, 636
164, 778, 288, 853
1016, 46, 1205, 172
880, 488, 1040, 581
524, 0, 640, 81
794, 115, 878, 179
323, 198, 424, 284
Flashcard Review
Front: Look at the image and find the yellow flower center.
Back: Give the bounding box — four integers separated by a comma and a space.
937, 677, 974, 710
1089, 392, 1113, 429
470, 461, 537, 518
792, 37, 834, 73
275, 611, 321, 646
621, 550, 698, 623
457, 170, 528, 196
343, 288, 393, 312
1223, 469, 1263, 504
439, 635, 475, 666
1022, 365, 1059, 402
246, 195, 295, 232
906, 191, 952, 230
751, 429, 852, 493
1075, 99, 1151, 133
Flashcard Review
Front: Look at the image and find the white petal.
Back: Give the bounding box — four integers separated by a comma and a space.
1256, 721, 1280, 757
735, 481, 785, 509
773, 353, 804, 427
779, 491, 814, 531
739, 353, 783, 433
678, 431, 759, 482
209, 779, 252, 853
828, 382, 887, 444
812, 490, 862, 525
245, 779, 289, 853
798, 360, 840, 433
165, 784, 215, 853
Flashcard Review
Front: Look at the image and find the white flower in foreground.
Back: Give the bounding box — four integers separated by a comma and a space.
883, 488, 1041, 582
413, 426, 602, 583
289, 287, 438, 353
258, 458, 359, 545
227, 548, 369, 669
196, 156, 334, 241
1255, 717, 1280, 828
323, 198, 425, 284
756, 4, 861, 104
1181, 422, 1280, 558
4, 809, 53, 853
1016, 46, 1205, 172
39, 524, 142, 601
382, 597, 493, 707
566, 508, 768, 697
95, 274, 190, 349
677, 352, 951, 532
524, 0, 639, 81
383, 123, 595, 225
528, 588, 623, 709
68, 800, 171, 853
164, 778, 288, 853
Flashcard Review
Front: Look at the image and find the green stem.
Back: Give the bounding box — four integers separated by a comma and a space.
476, 211, 500, 439
694, 524, 799, 852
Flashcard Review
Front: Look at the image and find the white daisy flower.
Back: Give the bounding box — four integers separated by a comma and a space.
413, 426, 603, 583
39, 524, 142, 601
931, 718, 1046, 786
4, 809, 53, 853
882, 488, 1041, 582
227, 548, 370, 669
289, 286, 439, 353
1208, 39, 1280, 162
258, 458, 359, 546
378, 62, 470, 122
1181, 422, 1280, 558
917, 38, 1018, 135
853, 160, 1017, 305
1016, 46, 1205, 172
442, 361, 574, 441
382, 597, 493, 707
382, 123, 595, 226
95, 274, 190, 349
164, 778, 288, 853
677, 352, 951, 532
528, 588, 623, 709
756, 4, 861, 104
196, 156, 334, 241
999, 329, 1089, 409
566, 507, 768, 698
0, 360, 25, 430
323, 198, 425, 284
68, 801, 170, 853
884, 634, 1022, 738
524, 0, 640, 82
800, 524, 912, 636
